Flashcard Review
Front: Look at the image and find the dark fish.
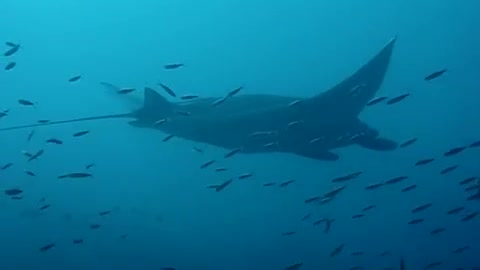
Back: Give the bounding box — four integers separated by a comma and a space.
73, 130, 89, 137
444, 146, 467, 157
99, 210, 111, 216
447, 207, 464, 215
465, 185, 480, 192
440, 165, 458, 175
279, 179, 295, 187
73, 239, 84, 244
425, 69, 447, 81
351, 251, 365, 256
68, 75, 81, 82
224, 148, 242, 158
120, 234, 128, 239
200, 160, 215, 169
408, 218, 424, 224
324, 219, 333, 233
158, 83, 176, 97
452, 246, 470, 254
430, 228, 446, 235
332, 172, 363, 183
4, 188, 23, 196
18, 99, 35, 106
385, 176, 408, 185
27, 130, 35, 142
305, 196, 321, 203
180, 95, 199, 100
117, 88, 135, 94
25, 170, 36, 176
386, 93, 410, 105
469, 140, 480, 148
164, 63, 184, 69
284, 263, 303, 270
263, 182, 276, 187
352, 214, 364, 219
415, 158, 435, 166
460, 177, 477, 185
58, 173, 93, 179
28, 149, 44, 162
85, 163, 95, 169
400, 138, 417, 148
411, 203, 432, 213
207, 179, 233, 192
364, 183, 383, 190
5, 62, 16, 70
301, 213, 312, 221
1, 162, 13, 170
11, 196, 23, 200
362, 205, 376, 212
401, 184, 417, 192
90, 224, 101, 229
366, 96, 388, 106
46, 138, 63, 144
467, 192, 480, 201
39, 243, 55, 252
215, 167, 227, 172
461, 212, 478, 222
37, 119, 50, 123
211, 96, 228, 106
5, 42, 17, 47
162, 134, 174, 142
323, 185, 345, 198
4, 44, 20, 56
423, 261, 442, 269
281, 231, 296, 236
227, 86, 243, 98
330, 244, 345, 257
39, 204, 51, 211
238, 173, 253, 179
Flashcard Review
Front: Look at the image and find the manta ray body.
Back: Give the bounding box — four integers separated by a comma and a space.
0, 38, 398, 161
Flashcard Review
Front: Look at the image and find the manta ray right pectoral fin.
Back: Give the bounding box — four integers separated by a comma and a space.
354, 135, 398, 151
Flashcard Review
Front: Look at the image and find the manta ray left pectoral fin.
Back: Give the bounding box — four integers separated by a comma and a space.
354, 135, 398, 151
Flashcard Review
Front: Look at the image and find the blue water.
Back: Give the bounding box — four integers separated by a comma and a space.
1, 0, 480, 269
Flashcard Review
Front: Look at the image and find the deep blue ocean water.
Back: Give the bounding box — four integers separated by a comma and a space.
1, 0, 480, 269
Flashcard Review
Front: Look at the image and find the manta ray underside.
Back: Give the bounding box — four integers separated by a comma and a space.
0, 37, 397, 161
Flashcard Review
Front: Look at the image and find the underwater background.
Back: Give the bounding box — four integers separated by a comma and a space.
1, 0, 480, 269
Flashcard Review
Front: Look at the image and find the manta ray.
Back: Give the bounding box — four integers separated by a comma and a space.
0, 37, 397, 161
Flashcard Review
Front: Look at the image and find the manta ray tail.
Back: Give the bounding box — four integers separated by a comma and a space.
0, 113, 134, 132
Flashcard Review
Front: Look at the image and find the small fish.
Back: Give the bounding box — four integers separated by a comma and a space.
85, 163, 95, 169
332, 172, 363, 183
4, 44, 20, 56
330, 244, 345, 257
39, 243, 55, 252
18, 99, 36, 107
180, 95, 199, 100
37, 119, 50, 123
120, 234, 128, 239
364, 183, 383, 190
323, 185, 345, 198
224, 148, 242, 158
68, 75, 81, 82
207, 179, 233, 192
99, 210, 111, 216
425, 69, 447, 81
284, 263, 303, 270
5, 62, 16, 70
281, 231, 296, 236
28, 149, 44, 162
263, 182, 276, 187
362, 205, 376, 212
90, 224, 101, 229
415, 158, 435, 166
467, 192, 480, 201
200, 160, 215, 169
452, 246, 470, 254
227, 86, 243, 98
423, 261, 443, 269
440, 165, 458, 175
386, 93, 410, 105
352, 214, 364, 219
408, 218, 424, 224
366, 96, 388, 106
287, 120, 303, 128
164, 63, 184, 69
211, 96, 228, 106
301, 213, 312, 221
117, 88, 135, 94
73, 130, 89, 137
249, 131, 275, 137
11, 196, 23, 200
411, 203, 432, 213
319, 197, 333, 204
465, 184, 480, 192
58, 173, 93, 179
21, 151, 32, 157
27, 130, 35, 142
192, 147, 203, 153
287, 100, 302, 107
162, 134, 175, 142
46, 138, 63, 144
25, 170, 36, 176
304, 196, 321, 204
279, 179, 295, 187
400, 138, 417, 148
158, 83, 176, 97
447, 207, 464, 215
385, 176, 408, 185
4, 188, 23, 196
39, 204, 51, 211
1, 162, 13, 170
215, 167, 227, 172
378, 251, 390, 257
469, 140, 480, 148
460, 177, 477, 185
430, 228, 446, 235
401, 184, 417, 192
154, 118, 168, 126
309, 137, 324, 144
444, 146, 467, 157
238, 173, 253, 179
72, 239, 84, 244
461, 212, 479, 222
